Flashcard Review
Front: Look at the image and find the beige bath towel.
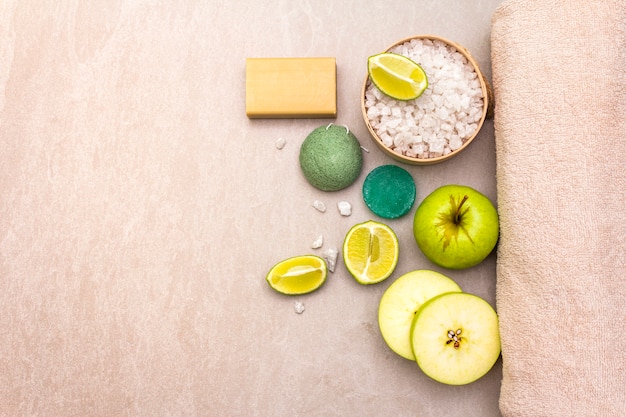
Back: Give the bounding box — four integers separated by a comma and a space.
491, 0, 625, 416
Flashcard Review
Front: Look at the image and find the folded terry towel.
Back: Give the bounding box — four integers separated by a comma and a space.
491, 0, 626, 415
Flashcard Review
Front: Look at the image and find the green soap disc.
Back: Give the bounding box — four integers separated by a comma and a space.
362, 165, 416, 219
299, 124, 363, 191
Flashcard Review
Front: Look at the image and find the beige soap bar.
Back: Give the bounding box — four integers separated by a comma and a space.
246, 57, 337, 118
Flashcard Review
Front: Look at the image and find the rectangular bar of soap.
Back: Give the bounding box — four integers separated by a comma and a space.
246, 57, 337, 118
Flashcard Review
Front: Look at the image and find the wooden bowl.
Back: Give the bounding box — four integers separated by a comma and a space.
361, 35, 494, 165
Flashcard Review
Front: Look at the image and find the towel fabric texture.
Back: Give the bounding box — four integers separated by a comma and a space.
491, 0, 625, 415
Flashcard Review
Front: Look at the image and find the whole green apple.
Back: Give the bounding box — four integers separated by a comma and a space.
413, 185, 499, 269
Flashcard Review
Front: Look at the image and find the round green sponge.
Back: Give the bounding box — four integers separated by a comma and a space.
299, 124, 363, 191
362, 165, 416, 219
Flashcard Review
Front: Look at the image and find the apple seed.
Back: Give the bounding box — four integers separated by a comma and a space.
446, 328, 464, 349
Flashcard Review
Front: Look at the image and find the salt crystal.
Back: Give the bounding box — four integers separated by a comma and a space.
294, 301, 305, 314
449, 135, 463, 151
406, 147, 418, 158
455, 121, 466, 137
311, 234, 323, 249
460, 95, 471, 109
337, 201, 352, 216
385, 117, 401, 129
367, 107, 380, 118
429, 139, 445, 154
323, 248, 338, 273
413, 143, 426, 155
275, 137, 286, 149
394, 132, 411, 147
312, 200, 326, 213
467, 123, 478, 137
380, 133, 393, 147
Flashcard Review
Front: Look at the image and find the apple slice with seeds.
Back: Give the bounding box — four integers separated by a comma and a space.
410, 292, 501, 385
378, 270, 462, 360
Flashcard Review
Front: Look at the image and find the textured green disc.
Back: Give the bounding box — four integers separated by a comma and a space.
299, 124, 363, 191
362, 165, 416, 219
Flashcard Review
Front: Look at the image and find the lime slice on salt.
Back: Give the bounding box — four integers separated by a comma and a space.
367, 53, 428, 101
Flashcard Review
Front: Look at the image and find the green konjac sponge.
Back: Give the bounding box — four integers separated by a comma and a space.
299, 124, 363, 191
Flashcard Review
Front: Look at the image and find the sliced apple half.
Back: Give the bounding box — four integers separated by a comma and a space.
378, 270, 462, 360
410, 292, 501, 385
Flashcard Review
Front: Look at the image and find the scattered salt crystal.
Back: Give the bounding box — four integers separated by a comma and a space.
294, 301, 305, 314
323, 248, 338, 273
312, 200, 326, 213
275, 137, 286, 150
337, 201, 352, 216
312, 234, 323, 249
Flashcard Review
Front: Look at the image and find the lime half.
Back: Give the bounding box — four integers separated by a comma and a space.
266, 255, 327, 295
367, 53, 428, 101
343, 220, 399, 285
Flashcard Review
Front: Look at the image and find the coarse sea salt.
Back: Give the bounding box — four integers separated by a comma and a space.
311, 234, 323, 249
323, 247, 338, 273
294, 301, 305, 314
337, 201, 352, 216
312, 200, 327, 213
365, 38, 484, 159
275, 137, 286, 150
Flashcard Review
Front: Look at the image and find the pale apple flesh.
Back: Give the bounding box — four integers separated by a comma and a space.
410, 292, 501, 385
413, 184, 499, 269
377, 270, 462, 360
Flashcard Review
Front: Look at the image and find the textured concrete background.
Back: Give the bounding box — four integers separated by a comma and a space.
0, 1, 504, 416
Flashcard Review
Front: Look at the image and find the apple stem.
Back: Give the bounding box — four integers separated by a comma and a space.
455, 195, 469, 224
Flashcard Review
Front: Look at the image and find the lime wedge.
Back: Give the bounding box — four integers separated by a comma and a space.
342, 220, 399, 285
367, 53, 428, 101
266, 255, 327, 295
